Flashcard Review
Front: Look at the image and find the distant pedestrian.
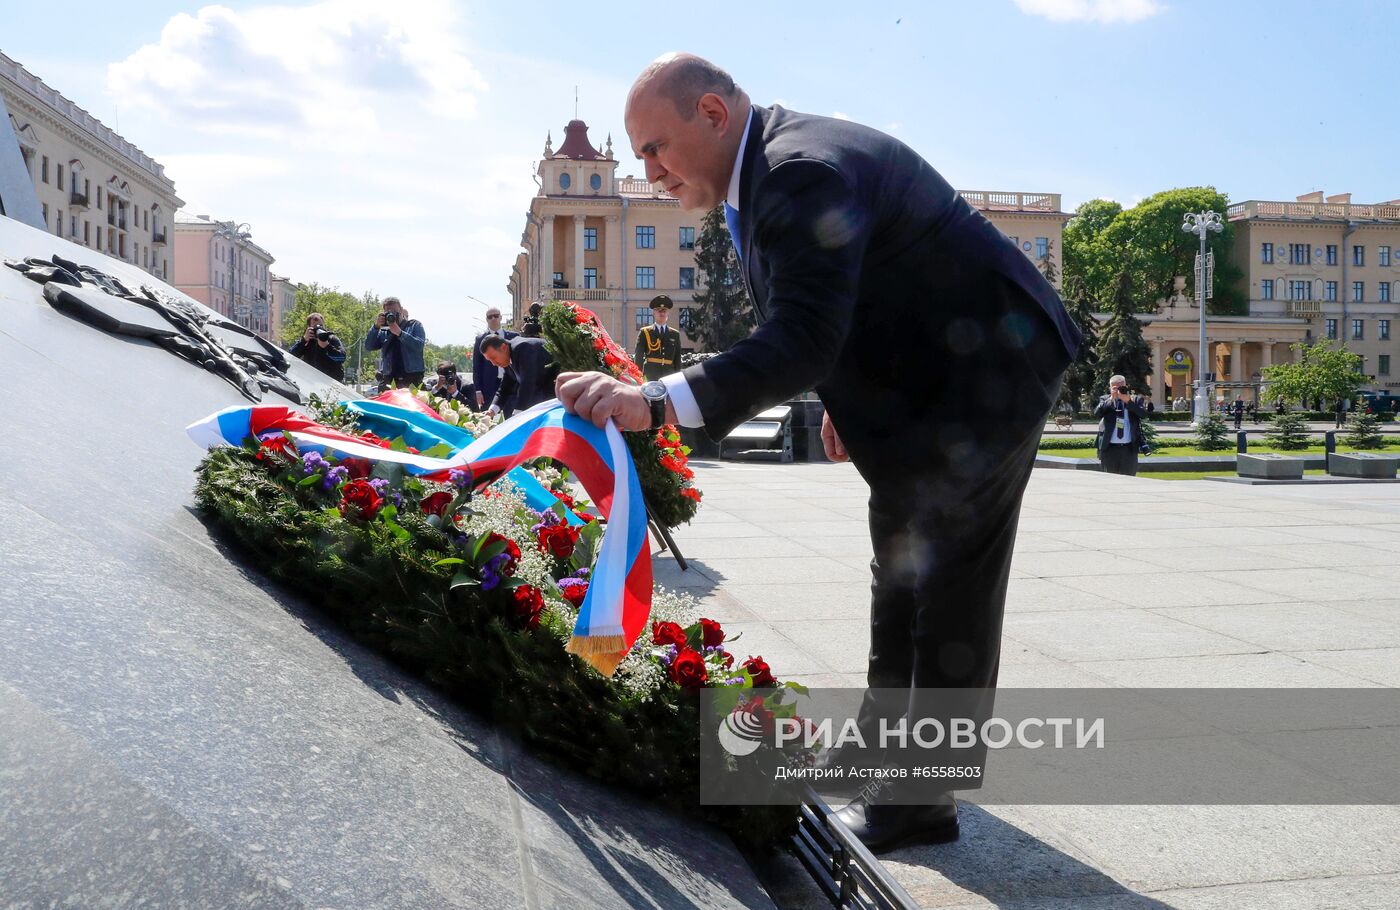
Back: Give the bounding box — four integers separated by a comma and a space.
1232, 396, 1245, 430
1334, 397, 1347, 429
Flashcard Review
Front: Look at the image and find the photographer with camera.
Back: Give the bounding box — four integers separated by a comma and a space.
432, 360, 477, 409
289, 313, 346, 381
1093, 374, 1148, 476
364, 296, 427, 389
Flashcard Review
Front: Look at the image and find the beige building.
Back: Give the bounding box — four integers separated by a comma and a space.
270, 274, 299, 343
1228, 192, 1400, 392
508, 116, 1067, 353
1, 50, 181, 279
173, 213, 278, 341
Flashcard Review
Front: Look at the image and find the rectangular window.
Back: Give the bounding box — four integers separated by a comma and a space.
41, 202, 47, 223
583, 267, 597, 289
1382, 319, 1391, 340
96, 191, 101, 210
1260, 279, 1274, 300
1326, 318, 1338, 339
40, 156, 48, 183
679, 267, 695, 289
1327, 244, 1338, 266
1260, 242, 1274, 264
552, 271, 564, 287
679, 226, 695, 250
83, 221, 89, 243
1289, 243, 1311, 265
70, 215, 76, 237
95, 226, 102, 248
1382, 246, 1392, 267
583, 227, 597, 251
1035, 236, 1049, 260
1353, 319, 1365, 340
1354, 245, 1365, 266
1326, 280, 1338, 301
1382, 355, 1392, 376
635, 266, 656, 289
635, 306, 653, 328
635, 225, 655, 249
1383, 283, 1393, 304
1290, 280, 1312, 300
56, 164, 63, 190
1354, 281, 1365, 302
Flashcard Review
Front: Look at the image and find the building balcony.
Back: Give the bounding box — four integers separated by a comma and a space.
547, 287, 612, 302
106, 211, 127, 231
69, 191, 88, 210
1229, 199, 1400, 223
616, 178, 675, 199
152, 228, 167, 246
959, 191, 1062, 213
1285, 300, 1322, 317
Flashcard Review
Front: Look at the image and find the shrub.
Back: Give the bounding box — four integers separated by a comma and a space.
1265, 411, 1311, 451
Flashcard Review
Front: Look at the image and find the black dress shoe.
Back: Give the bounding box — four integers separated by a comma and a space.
833, 784, 959, 853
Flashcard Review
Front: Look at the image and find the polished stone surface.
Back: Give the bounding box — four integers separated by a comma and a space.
0, 215, 774, 910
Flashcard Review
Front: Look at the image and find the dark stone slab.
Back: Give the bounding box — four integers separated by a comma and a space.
0, 216, 774, 910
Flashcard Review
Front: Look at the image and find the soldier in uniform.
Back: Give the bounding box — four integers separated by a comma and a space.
634, 294, 683, 381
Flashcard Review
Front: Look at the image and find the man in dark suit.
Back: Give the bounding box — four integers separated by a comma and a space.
634, 294, 684, 380
1094, 375, 1148, 476
482, 335, 559, 416
555, 54, 1080, 850
472, 306, 518, 411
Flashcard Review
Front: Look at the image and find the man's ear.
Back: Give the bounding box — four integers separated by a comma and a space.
697, 92, 731, 132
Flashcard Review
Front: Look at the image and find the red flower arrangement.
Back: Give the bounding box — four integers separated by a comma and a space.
511, 584, 545, 631
538, 523, 580, 560
743, 655, 777, 688
338, 479, 383, 521
652, 621, 687, 648
420, 491, 453, 517
255, 435, 295, 462
669, 648, 708, 689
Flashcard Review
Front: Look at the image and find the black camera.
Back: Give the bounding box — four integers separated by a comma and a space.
314, 327, 330, 342
383, 311, 398, 325
438, 368, 458, 387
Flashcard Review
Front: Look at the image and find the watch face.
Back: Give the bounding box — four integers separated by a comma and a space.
642, 381, 667, 401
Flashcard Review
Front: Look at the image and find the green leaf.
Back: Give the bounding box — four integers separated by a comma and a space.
420, 442, 454, 459
476, 538, 509, 565
449, 570, 480, 590
433, 557, 465, 567
382, 517, 411, 542
297, 474, 322, 488
379, 504, 398, 520
783, 681, 810, 696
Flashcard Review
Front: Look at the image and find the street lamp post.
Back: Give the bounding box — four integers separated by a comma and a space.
1182, 211, 1223, 424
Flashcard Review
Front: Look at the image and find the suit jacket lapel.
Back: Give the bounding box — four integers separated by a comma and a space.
737, 106, 766, 320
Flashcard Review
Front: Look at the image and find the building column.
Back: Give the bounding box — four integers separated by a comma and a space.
1260, 342, 1274, 369
603, 215, 620, 295
540, 215, 555, 301
1231, 341, 1244, 381
573, 214, 586, 291
1152, 337, 1166, 411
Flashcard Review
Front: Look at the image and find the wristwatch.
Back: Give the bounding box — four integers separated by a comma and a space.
641, 380, 669, 429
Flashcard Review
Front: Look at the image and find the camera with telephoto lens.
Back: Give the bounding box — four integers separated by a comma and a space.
383, 311, 398, 325
314, 327, 330, 343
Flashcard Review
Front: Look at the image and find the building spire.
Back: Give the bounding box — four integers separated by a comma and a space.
543, 131, 553, 157
605, 133, 613, 159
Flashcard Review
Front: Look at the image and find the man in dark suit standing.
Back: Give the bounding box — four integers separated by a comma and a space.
473, 306, 518, 412
1094, 375, 1148, 476
482, 335, 559, 416
555, 54, 1080, 850
634, 294, 684, 380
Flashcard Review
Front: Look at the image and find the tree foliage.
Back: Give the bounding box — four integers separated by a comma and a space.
1265, 410, 1311, 450
282, 284, 382, 384
1063, 188, 1245, 316
1058, 274, 1099, 413
1094, 267, 1152, 393
1261, 340, 1367, 407
1194, 412, 1232, 451
1345, 409, 1383, 450
688, 204, 754, 353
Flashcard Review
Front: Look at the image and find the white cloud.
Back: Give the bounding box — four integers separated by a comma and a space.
1012, 0, 1162, 24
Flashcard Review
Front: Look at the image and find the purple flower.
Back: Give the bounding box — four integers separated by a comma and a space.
481, 566, 501, 591
368, 478, 390, 494
449, 468, 473, 491
658, 643, 679, 667
302, 451, 327, 475
572, 567, 591, 580
390, 492, 403, 508
322, 465, 349, 490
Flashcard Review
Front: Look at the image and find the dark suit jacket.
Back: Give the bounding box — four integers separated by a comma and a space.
680, 105, 1081, 474
1093, 395, 1147, 453
634, 323, 683, 381
491, 336, 558, 414
473, 329, 518, 405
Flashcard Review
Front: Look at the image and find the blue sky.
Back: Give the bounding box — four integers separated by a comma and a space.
4, 0, 1397, 344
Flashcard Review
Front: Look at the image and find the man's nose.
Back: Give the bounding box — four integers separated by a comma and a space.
644, 157, 666, 184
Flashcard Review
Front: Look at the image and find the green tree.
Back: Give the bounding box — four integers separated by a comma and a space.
1096, 187, 1245, 315
424, 342, 473, 373
1345, 409, 1383, 450
1062, 198, 1122, 306
1265, 410, 1310, 450
1058, 273, 1099, 413
689, 204, 754, 352
1094, 267, 1152, 393
282, 284, 382, 385
1261, 340, 1367, 408
1194, 412, 1232, 451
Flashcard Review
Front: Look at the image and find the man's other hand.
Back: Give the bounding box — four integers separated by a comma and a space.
821, 411, 849, 462
475, 391, 485, 408
556, 371, 651, 430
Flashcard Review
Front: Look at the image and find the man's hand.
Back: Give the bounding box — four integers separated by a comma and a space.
475, 391, 485, 408
388, 320, 402, 336
555, 371, 652, 430
821, 411, 849, 462
373, 313, 386, 329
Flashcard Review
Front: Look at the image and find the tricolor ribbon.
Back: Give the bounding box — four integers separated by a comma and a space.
187, 396, 651, 675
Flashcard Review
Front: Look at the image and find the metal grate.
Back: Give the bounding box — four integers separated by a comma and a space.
791, 788, 918, 910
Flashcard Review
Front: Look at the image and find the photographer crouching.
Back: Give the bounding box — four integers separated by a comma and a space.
432, 360, 478, 410
289, 313, 346, 381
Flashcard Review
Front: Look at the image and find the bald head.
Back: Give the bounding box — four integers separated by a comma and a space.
625, 53, 750, 211
630, 53, 741, 119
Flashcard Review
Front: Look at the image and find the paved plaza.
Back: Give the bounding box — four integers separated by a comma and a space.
659, 461, 1400, 909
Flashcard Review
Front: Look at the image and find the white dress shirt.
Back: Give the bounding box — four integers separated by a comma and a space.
659, 110, 753, 428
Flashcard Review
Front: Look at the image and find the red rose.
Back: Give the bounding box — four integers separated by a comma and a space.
652, 621, 687, 648
669, 648, 708, 689
341, 457, 373, 480
591, 337, 605, 351
559, 580, 588, 607
681, 488, 702, 503
538, 524, 580, 560
699, 618, 725, 649
483, 532, 521, 576
743, 655, 776, 688
420, 491, 453, 517
255, 436, 294, 461
553, 491, 577, 509
511, 584, 544, 631
338, 479, 383, 520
